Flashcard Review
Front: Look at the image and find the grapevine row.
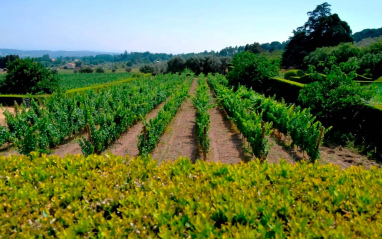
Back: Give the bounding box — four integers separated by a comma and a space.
192, 74, 212, 159
138, 78, 193, 155
208, 74, 270, 159
0, 74, 185, 155
211, 73, 328, 161
79, 74, 187, 156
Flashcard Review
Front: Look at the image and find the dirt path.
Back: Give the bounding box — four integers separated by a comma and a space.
265, 132, 379, 169
106, 101, 166, 157
151, 79, 199, 163
50, 133, 85, 158
208, 88, 251, 164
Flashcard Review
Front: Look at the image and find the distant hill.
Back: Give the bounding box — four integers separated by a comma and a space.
0, 49, 118, 58
356, 35, 382, 48
353, 27, 382, 42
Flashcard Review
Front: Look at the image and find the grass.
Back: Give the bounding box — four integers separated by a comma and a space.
270, 77, 305, 88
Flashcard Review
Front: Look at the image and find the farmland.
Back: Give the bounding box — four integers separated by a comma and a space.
1, 71, 381, 237
1, 1, 382, 236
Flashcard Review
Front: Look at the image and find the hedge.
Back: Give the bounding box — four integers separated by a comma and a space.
283, 69, 305, 80
1, 153, 382, 237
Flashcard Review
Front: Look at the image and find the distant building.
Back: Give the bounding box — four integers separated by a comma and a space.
63, 63, 76, 69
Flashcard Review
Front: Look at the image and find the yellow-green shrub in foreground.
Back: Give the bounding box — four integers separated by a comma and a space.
1, 154, 382, 238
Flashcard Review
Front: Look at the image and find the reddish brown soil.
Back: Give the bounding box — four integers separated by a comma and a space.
265, 131, 380, 169
106, 101, 166, 157
0, 107, 16, 126
50, 133, 86, 158
208, 89, 252, 164
151, 79, 199, 163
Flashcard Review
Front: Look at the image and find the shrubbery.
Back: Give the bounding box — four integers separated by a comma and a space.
0, 58, 58, 94
1, 154, 382, 237
298, 64, 375, 120
227, 51, 279, 90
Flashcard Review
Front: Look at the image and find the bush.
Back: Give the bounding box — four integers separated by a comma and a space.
284, 69, 305, 80
0, 58, 58, 94
95, 67, 105, 73
125, 67, 132, 72
227, 51, 279, 90
298, 65, 375, 120
79, 67, 93, 73
2, 154, 382, 237
167, 56, 186, 73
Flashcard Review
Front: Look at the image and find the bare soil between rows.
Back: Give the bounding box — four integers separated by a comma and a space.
106, 101, 166, 157
208, 89, 252, 164
151, 79, 199, 163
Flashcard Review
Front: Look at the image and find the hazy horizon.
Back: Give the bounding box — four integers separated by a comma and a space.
1, 0, 381, 54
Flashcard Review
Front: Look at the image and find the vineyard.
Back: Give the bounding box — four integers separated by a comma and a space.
57, 72, 135, 91
1, 72, 381, 237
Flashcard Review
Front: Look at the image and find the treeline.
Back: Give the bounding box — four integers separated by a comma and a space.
353, 27, 382, 42
0, 55, 19, 68
139, 55, 232, 75
0, 40, 285, 69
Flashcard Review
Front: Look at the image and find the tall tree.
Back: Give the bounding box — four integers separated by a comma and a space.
282, 2, 353, 68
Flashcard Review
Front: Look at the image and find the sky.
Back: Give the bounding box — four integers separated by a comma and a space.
0, 0, 381, 54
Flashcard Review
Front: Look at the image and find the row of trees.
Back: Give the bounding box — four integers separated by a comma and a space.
0, 55, 19, 68
139, 56, 232, 75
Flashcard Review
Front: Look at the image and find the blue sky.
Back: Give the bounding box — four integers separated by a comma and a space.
0, 0, 381, 54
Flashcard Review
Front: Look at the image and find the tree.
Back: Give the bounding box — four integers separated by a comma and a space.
95, 67, 105, 73
203, 56, 222, 74
167, 56, 186, 73
186, 56, 203, 74
282, 2, 353, 68
244, 42, 265, 54
0, 58, 58, 94
79, 67, 93, 73
227, 51, 279, 90
0, 55, 19, 68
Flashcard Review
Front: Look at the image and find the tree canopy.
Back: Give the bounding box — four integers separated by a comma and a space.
282, 2, 353, 68
0, 58, 58, 94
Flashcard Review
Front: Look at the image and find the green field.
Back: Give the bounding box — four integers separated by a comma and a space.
57, 72, 135, 91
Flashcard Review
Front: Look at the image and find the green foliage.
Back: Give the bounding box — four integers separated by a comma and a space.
353, 27, 382, 42
1, 154, 382, 237
208, 74, 270, 158
81, 74, 187, 156
282, 3, 353, 68
167, 56, 186, 73
138, 77, 192, 155
227, 51, 279, 89
211, 74, 326, 161
0, 54, 19, 68
284, 69, 305, 80
0, 126, 10, 146
95, 67, 105, 73
58, 72, 134, 91
192, 74, 212, 155
299, 65, 376, 120
0, 58, 58, 94
79, 67, 93, 73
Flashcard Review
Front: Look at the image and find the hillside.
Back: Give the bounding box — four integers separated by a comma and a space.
353, 27, 382, 42
0, 49, 118, 58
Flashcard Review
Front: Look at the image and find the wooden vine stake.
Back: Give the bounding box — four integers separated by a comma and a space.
143, 125, 148, 147
203, 126, 207, 161
260, 121, 266, 161
86, 123, 92, 142
315, 126, 325, 150
261, 121, 266, 140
